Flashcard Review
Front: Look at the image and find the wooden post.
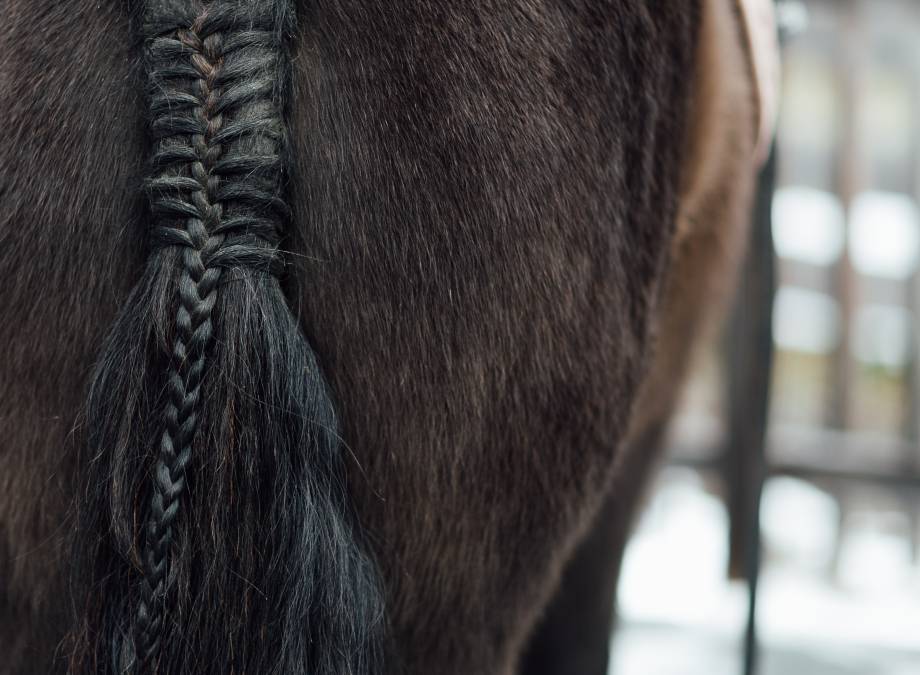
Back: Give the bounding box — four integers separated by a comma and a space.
827, 0, 863, 431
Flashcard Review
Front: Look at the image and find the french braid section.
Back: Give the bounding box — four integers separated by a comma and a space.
137, 2, 288, 669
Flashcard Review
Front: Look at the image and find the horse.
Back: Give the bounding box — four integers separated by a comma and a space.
0, 0, 765, 672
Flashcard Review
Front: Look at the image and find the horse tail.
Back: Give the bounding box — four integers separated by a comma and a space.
67, 1, 383, 672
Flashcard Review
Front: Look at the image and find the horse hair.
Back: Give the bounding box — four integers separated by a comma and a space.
1, 1, 705, 673
65, 1, 384, 672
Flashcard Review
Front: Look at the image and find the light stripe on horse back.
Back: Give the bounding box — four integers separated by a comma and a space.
69, 1, 383, 672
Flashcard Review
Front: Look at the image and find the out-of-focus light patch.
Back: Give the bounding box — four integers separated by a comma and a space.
773, 286, 840, 354
609, 627, 741, 675
776, 0, 810, 39
837, 510, 914, 595
777, 53, 838, 151
853, 305, 912, 369
617, 469, 746, 630
850, 191, 920, 279
614, 467, 920, 673
772, 187, 846, 266
758, 567, 920, 654
761, 477, 839, 571
860, 69, 913, 162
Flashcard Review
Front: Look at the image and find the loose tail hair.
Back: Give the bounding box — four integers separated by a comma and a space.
67, 1, 383, 672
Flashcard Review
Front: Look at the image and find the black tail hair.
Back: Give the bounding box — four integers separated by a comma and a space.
67, 1, 383, 672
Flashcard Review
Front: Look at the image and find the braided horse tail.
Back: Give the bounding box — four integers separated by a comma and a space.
67, 1, 383, 672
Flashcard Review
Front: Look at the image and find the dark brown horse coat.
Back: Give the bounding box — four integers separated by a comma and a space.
0, 0, 759, 673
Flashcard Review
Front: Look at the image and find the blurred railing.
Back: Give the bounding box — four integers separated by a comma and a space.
665, 1, 920, 673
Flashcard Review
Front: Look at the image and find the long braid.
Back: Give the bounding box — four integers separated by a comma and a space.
68, 1, 384, 672
135, 16, 228, 664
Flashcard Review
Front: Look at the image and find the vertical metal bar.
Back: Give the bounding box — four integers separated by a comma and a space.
827, 0, 863, 431
904, 44, 920, 565
725, 142, 777, 675
825, 0, 864, 585
725, 0, 789, 669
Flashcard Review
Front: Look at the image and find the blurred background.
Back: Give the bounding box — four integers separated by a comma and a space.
611, 1, 920, 673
